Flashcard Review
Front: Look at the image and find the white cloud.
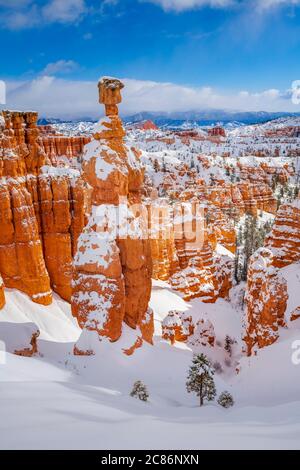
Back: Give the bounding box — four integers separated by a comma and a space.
0, 0, 86, 30
256, 0, 300, 8
2, 76, 298, 119
42, 0, 86, 24
143, 0, 300, 10
142, 0, 235, 11
41, 60, 79, 76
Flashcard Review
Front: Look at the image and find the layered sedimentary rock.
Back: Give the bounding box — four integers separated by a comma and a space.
244, 248, 288, 355
162, 310, 194, 344
265, 198, 300, 268
244, 199, 300, 355
0, 111, 89, 304
72, 78, 153, 354
0, 111, 52, 305
187, 318, 215, 348
0, 321, 40, 356
38, 166, 90, 301
208, 126, 226, 138
40, 135, 91, 165
148, 198, 233, 302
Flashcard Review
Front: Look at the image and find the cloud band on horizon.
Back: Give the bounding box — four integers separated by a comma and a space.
2, 75, 298, 119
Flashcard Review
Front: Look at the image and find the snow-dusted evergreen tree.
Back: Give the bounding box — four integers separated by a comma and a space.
235, 214, 274, 282
218, 391, 234, 409
130, 381, 149, 402
224, 335, 235, 357
186, 354, 216, 406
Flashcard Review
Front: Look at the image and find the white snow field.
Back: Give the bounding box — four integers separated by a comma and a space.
0, 282, 300, 450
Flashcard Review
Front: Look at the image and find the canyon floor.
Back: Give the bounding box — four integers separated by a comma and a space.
1, 277, 300, 450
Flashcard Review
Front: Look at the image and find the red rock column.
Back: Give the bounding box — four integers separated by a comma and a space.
72, 78, 153, 354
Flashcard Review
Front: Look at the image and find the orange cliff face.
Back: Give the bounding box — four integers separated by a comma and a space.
40, 134, 91, 165
0, 110, 90, 304
148, 198, 233, 303
0, 111, 52, 305
265, 198, 300, 268
244, 198, 300, 355
72, 78, 153, 355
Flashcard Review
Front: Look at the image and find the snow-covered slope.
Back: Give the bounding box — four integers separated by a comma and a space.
0, 284, 300, 450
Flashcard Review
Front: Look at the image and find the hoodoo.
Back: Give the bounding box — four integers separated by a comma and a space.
72, 78, 153, 355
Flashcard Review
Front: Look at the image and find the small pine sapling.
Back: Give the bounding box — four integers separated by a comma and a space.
130, 380, 149, 402
186, 353, 216, 406
218, 391, 234, 409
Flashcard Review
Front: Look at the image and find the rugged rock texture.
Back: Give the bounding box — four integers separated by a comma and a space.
0, 111, 52, 305
244, 199, 300, 355
148, 198, 233, 302
129, 120, 158, 131
162, 310, 194, 344
72, 78, 153, 354
187, 318, 215, 348
244, 248, 288, 356
208, 126, 226, 138
0, 111, 90, 304
0, 275, 5, 309
40, 135, 91, 165
265, 198, 300, 268
0, 321, 40, 356
38, 167, 90, 301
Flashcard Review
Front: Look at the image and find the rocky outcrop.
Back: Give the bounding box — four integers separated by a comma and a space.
265, 198, 300, 268
244, 199, 300, 355
208, 126, 226, 138
148, 198, 233, 302
40, 135, 91, 165
162, 310, 194, 344
0, 111, 90, 304
38, 167, 90, 301
72, 78, 153, 354
0, 111, 52, 305
187, 318, 215, 348
244, 248, 288, 355
0, 321, 40, 356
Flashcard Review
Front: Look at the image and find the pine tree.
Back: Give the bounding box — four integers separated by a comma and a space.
153, 159, 160, 173
130, 380, 149, 402
224, 335, 235, 357
186, 354, 216, 406
218, 391, 234, 408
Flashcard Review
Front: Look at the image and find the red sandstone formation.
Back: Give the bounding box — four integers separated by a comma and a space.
0, 111, 89, 304
265, 198, 300, 268
0, 111, 52, 305
244, 199, 300, 355
187, 318, 215, 348
147, 197, 233, 303
72, 78, 153, 354
291, 307, 300, 322
0, 322, 40, 356
162, 310, 194, 344
244, 248, 288, 355
208, 126, 226, 138
130, 120, 158, 131
40, 135, 91, 165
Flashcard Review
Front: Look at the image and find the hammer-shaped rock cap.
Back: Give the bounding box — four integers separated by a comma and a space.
98, 77, 124, 106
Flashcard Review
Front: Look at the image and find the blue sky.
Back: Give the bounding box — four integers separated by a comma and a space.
1, 0, 300, 117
